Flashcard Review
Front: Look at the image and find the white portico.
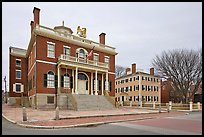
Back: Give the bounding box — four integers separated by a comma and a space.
57, 53, 109, 96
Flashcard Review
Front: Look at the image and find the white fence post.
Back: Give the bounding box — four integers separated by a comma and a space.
197, 102, 200, 111
130, 101, 132, 107
153, 102, 155, 109
189, 101, 193, 111
169, 101, 172, 110
140, 101, 142, 108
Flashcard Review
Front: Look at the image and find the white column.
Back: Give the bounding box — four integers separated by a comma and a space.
75, 67, 78, 94
105, 72, 109, 91
57, 65, 61, 93
95, 70, 98, 95
72, 69, 74, 94
101, 73, 104, 95
91, 72, 93, 95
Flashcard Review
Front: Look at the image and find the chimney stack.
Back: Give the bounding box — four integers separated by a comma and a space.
132, 63, 136, 74
30, 21, 34, 34
33, 7, 40, 27
99, 32, 106, 45
150, 68, 154, 75
126, 68, 131, 75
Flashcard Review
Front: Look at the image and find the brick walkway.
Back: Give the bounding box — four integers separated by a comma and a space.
2, 104, 186, 128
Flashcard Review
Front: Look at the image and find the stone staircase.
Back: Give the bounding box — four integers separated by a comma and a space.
71, 94, 115, 111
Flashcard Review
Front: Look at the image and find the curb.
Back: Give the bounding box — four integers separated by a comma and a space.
3, 111, 169, 129
16, 116, 156, 129
2, 114, 17, 124
59, 111, 161, 120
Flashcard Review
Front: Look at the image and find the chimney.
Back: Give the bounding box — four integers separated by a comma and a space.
126, 68, 131, 75
30, 21, 34, 34
132, 63, 136, 74
150, 68, 154, 75
99, 32, 106, 45
33, 7, 40, 27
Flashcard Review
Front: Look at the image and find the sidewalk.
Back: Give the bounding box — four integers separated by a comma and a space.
2, 104, 187, 129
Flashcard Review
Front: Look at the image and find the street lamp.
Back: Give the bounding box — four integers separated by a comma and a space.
4, 76, 7, 104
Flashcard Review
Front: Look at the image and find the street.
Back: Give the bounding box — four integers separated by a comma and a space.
2, 111, 202, 135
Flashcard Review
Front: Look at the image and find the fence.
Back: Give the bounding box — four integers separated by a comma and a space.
121, 101, 202, 112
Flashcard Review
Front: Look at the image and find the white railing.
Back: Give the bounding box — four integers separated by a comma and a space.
36, 25, 116, 51
58, 54, 109, 69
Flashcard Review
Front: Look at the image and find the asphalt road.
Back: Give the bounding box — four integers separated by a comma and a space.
2, 111, 202, 135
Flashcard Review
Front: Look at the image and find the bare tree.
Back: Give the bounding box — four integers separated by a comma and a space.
152, 49, 202, 103
115, 65, 126, 78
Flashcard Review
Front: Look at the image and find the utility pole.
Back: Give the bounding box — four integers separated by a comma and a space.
4, 76, 7, 104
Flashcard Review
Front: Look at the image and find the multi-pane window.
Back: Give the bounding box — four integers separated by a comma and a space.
64, 74, 70, 88
16, 70, 21, 79
64, 46, 70, 56
16, 59, 21, 67
79, 49, 85, 58
47, 71, 55, 88
104, 56, 109, 68
16, 84, 21, 92
93, 54, 99, 65
47, 43, 55, 58
47, 96, 54, 104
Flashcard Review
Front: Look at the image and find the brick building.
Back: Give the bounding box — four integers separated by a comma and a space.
161, 79, 202, 103
9, 7, 117, 109
115, 63, 161, 105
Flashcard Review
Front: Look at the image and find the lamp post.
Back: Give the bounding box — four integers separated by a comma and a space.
4, 76, 7, 104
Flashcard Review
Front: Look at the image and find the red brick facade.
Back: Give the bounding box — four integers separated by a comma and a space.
9, 7, 117, 108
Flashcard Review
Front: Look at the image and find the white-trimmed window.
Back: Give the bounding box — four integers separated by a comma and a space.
47, 71, 55, 88
64, 73, 70, 88
16, 84, 21, 92
13, 83, 24, 93
93, 53, 99, 65
64, 46, 70, 56
16, 70, 21, 79
104, 56, 109, 68
16, 59, 21, 67
47, 43, 55, 58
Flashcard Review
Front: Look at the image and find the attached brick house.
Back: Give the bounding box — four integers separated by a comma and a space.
9, 7, 117, 109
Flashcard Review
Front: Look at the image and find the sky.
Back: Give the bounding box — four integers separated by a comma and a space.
2, 2, 202, 91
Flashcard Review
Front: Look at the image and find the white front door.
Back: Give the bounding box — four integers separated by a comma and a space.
78, 80, 87, 94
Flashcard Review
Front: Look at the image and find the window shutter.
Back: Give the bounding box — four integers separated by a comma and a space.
55, 75, 58, 88
21, 85, 24, 92
93, 79, 95, 90
70, 76, 73, 89
44, 74, 47, 87
61, 76, 64, 87
86, 81, 88, 90
99, 80, 101, 90
104, 80, 105, 90
109, 81, 112, 92
13, 84, 16, 92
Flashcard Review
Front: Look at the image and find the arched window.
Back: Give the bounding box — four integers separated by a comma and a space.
79, 49, 85, 58
78, 73, 88, 80
47, 71, 55, 88
64, 73, 70, 88
76, 48, 87, 63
